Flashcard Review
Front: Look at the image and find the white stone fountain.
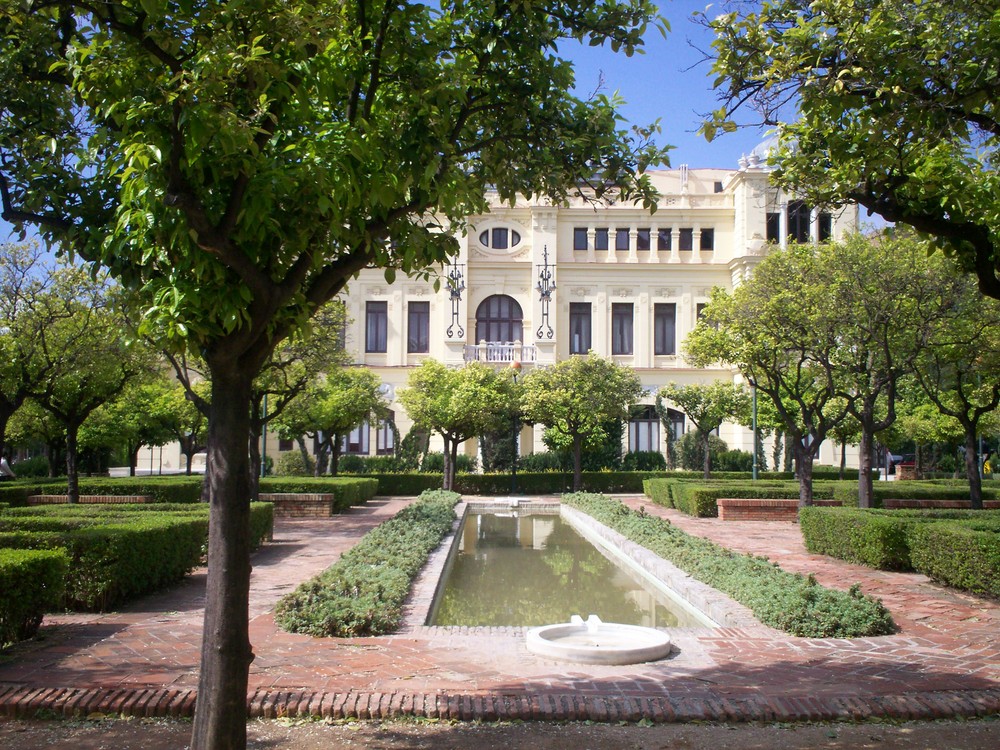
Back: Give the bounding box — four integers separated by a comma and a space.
525, 614, 672, 665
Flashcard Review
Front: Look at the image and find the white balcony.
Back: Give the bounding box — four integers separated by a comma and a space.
463, 341, 537, 363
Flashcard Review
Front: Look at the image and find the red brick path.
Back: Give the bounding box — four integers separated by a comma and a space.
1, 496, 998, 724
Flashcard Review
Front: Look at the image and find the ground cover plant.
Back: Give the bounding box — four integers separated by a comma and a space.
0, 503, 273, 611
564, 492, 895, 637
275, 490, 460, 637
800, 506, 1000, 598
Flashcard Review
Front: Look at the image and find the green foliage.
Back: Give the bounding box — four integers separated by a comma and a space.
9, 455, 49, 478
0, 547, 69, 647
274, 450, 315, 477
275, 490, 460, 637
259, 477, 377, 511
829, 481, 1000, 508
705, 0, 1000, 299
563, 493, 895, 637
419, 452, 478, 474
715, 449, 754, 472
907, 521, 1000, 598
801, 507, 1000, 597
677, 432, 729, 472
621, 451, 667, 472
0, 503, 273, 611
644, 478, 838, 518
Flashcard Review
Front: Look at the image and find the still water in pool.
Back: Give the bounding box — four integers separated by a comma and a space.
429, 512, 704, 628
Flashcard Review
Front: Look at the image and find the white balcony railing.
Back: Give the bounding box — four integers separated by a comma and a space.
463, 341, 537, 363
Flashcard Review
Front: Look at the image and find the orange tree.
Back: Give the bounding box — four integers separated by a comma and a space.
0, 3, 668, 747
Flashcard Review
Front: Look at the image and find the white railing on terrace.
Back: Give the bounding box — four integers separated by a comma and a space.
463, 342, 537, 363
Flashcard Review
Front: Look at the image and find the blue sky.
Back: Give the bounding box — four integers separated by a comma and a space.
1, 2, 766, 244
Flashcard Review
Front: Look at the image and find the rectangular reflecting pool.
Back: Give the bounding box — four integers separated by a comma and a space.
427, 510, 711, 628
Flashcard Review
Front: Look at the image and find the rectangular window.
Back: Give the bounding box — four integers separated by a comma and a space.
615, 228, 630, 252
636, 228, 651, 251
700, 228, 715, 251
697, 302, 708, 319
714, 181, 724, 193
679, 228, 693, 251
278, 438, 294, 452
573, 227, 588, 251
407, 301, 430, 353
376, 412, 395, 455
657, 229, 672, 252
569, 302, 592, 354
819, 212, 832, 241
594, 228, 609, 251
341, 423, 370, 455
629, 419, 660, 453
612, 303, 633, 355
365, 301, 387, 353
653, 303, 676, 355
492, 227, 509, 249
766, 213, 780, 242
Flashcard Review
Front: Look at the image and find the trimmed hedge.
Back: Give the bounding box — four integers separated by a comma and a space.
359, 471, 666, 496
908, 521, 1000, 598
0, 548, 69, 647
564, 493, 895, 637
644, 478, 838, 517
275, 490, 460, 637
0, 477, 204, 506
801, 506, 1000, 597
0, 503, 274, 611
831, 481, 1000, 507
260, 477, 378, 510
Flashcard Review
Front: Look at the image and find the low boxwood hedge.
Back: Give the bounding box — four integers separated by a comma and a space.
260, 476, 378, 510
644, 478, 838, 517
830, 481, 1000, 507
907, 521, 1000, 598
360, 471, 663, 496
564, 492, 895, 638
0, 548, 69, 647
0, 502, 274, 611
801, 506, 1000, 597
275, 489, 460, 637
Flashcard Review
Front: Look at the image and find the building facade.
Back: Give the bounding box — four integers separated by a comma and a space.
313, 154, 859, 468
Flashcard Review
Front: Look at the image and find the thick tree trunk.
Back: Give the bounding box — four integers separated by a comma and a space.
964, 428, 984, 510
190, 367, 255, 750
701, 431, 711, 480
857, 429, 875, 508
793, 440, 815, 507
329, 443, 342, 477
572, 433, 583, 492
65, 425, 80, 504
772, 431, 783, 475
840, 442, 846, 480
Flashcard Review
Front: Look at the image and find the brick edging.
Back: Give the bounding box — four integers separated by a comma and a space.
2, 684, 998, 724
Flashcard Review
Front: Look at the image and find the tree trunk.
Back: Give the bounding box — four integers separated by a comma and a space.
701, 430, 711, 480
572, 433, 583, 492
784, 437, 794, 473
248, 426, 262, 502
839, 442, 846, 480
857, 428, 875, 508
793, 440, 815, 507
190, 366, 255, 750
450, 440, 460, 491
772, 431, 783, 475
129, 443, 141, 478
329, 442, 342, 477
297, 436, 311, 473
442, 436, 453, 491
964, 428, 984, 510
65, 425, 80, 504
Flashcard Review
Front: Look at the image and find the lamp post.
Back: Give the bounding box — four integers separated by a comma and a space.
510, 360, 522, 494
751, 384, 758, 481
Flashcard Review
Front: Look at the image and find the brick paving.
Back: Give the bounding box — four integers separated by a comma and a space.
1, 495, 998, 724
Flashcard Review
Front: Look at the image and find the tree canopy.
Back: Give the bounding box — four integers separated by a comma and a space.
659, 380, 750, 479
521, 354, 644, 490
703, 0, 1000, 298
0, 2, 668, 747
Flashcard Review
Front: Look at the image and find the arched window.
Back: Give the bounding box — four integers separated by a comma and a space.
628, 405, 660, 453
475, 295, 523, 343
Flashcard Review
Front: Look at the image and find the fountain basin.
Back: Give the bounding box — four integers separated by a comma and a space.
525, 615, 672, 665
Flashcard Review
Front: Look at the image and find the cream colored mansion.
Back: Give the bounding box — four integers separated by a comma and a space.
321, 154, 859, 467
143, 154, 859, 475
